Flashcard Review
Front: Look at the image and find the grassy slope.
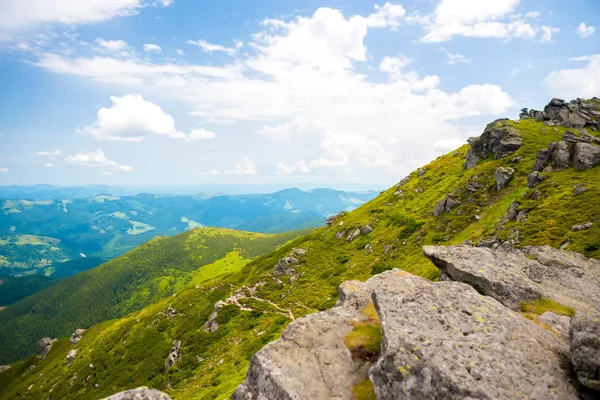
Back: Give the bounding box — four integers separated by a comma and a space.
0, 228, 307, 364
1, 118, 599, 399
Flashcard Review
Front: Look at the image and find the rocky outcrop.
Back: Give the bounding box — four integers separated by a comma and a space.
36, 337, 57, 359
66, 349, 77, 365
273, 248, 307, 276
527, 171, 545, 188
165, 340, 182, 371
539, 311, 571, 339
494, 166, 514, 190
573, 142, 600, 170
70, 329, 86, 344
464, 119, 522, 169
326, 211, 346, 227
532, 141, 571, 173
370, 272, 575, 400
104, 387, 172, 400
572, 222, 593, 232
423, 245, 600, 313
433, 194, 461, 216
570, 312, 600, 391
522, 97, 600, 130
232, 273, 392, 399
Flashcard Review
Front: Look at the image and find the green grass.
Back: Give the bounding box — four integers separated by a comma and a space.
1, 114, 600, 399
352, 379, 377, 400
520, 298, 576, 317
344, 303, 382, 360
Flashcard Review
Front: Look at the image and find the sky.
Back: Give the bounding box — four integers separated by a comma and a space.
0, 0, 598, 188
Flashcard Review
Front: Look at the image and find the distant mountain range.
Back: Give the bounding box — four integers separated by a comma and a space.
0, 188, 378, 277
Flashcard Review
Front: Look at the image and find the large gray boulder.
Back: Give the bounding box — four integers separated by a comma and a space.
532, 141, 571, 172
66, 349, 77, 365
570, 312, 600, 391
369, 271, 576, 400
36, 337, 57, 359
104, 387, 171, 400
423, 245, 600, 313
573, 142, 600, 170
232, 273, 392, 400
433, 194, 461, 217
466, 120, 522, 164
273, 256, 298, 276
70, 328, 86, 344
494, 166, 514, 190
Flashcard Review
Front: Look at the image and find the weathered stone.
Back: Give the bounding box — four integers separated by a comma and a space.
214, 300, 226, 311
293, 248, 307, 257
466, 121, 522, 162
360, 225, 373, 236
326, 211, 347, 227
527, 171, 545, 188
573, 142, 600, 170
572, 222, 593, 232
502, 201, 520, 223
104, 386, 172, 400
346, 228, 361, 243
494, 166, 514, 190
232, 273, 393, 400
433, 194, 461, 217
463, 149, 480, 169
417, 168, 426, 176
369, 271, 576, 400
273, 257, 297, 276
423, 245, 600, 313
335, 231, 345, 239
70, 328, 86, 344
573, 183, 588, 195
66, 349, 77, 365
539, 312, 571, 339
36, 337, 57, 359
552, 141, 571, 170
570, 312, 600, 391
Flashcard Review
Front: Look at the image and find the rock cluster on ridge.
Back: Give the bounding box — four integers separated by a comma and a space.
104, 386, 172, 400
464, 119, 522, 169
520, 97, 600, 130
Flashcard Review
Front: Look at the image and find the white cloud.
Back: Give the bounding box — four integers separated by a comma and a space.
44, 163, 54, 168
186, 39, 241, 56
273, 160, 310, 174
440, 48, 471, 64
143, 43, 161, 52
511, 68, 519, 76
0, 0, 156, 37
95, 38, 129, 52
65, 149, 133, 172
101, 171, 112, 175
577, 22, 595, 38
418, 0, 556, 43
0, 168, 8, 173
433, 137, 465, 152
543, 55, 600, 99
540, 25, 559, 42
176, 48, 184, 55
224, 157, 258, 175
77, 94, 216, 142
28, 4, 514, 181
36, 150, 62, 156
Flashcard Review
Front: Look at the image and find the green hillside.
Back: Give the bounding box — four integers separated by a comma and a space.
0, 227, 307, 364
1, 115, 599, 399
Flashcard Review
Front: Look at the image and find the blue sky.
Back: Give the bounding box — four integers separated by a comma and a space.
0, 0, 598, 188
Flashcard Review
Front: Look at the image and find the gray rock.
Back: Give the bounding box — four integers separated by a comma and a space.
335, 231, 345, 239
70, 328, 86, 344
273, 257, 297, 276
232, 272, 393, 400
573, 184, 588, 196
494, 166, 515, 190
527, 171, 545, 188
360, 225, 373, 236
423, 245, 600, 313
36, 337, 57, 359
539, 312, 571, 339
572, 222, 593, 232
214, 300, 226, 311
369, 271, 576, 400
573, 142, 600, 170
326, 211, 347, 227
502, 201, 520, 223
466, 121, 522, 162
433, 194, 461, 216
552, 141, 571, 170
0, 365, 10, 373
463, 149, 480, 169
346, 228, 361, 243
293, 248, 307, 257
66, 349, 77, 365
104, 386, 172, 400
570, 312, 600, 391
417, 168, 426, 177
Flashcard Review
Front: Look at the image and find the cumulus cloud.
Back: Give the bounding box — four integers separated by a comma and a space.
417, 0, 557, 43
65, 149, 133, 172
95, 38, 129, 52
77, 94, 216, 142
0, 167, 8, 172
224, 157, 258, 175
540, 25, 559, 42
36, 150, 62, 156
577, 22, 595, 38
176, 48, 184, 55
143, 43, 161, 52
543, 55, 600, 99
44, 163, 54, 168
440, 48, 471, 64
273, 161, 310, 174
29, 3, 514, 180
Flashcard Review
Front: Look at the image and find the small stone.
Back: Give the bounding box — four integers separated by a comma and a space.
495, 166, 515, 190
571, 222, 593, 232
527, 171, 545, 188
360, 225, 373, 236
573, 184, 588, 196
66, 349, 77, 365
